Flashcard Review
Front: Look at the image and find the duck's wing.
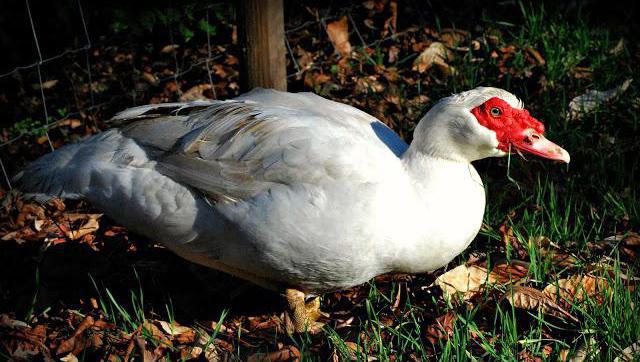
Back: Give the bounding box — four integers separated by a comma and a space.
115, 89, 408, 203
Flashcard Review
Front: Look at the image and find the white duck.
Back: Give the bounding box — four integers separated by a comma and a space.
19, 87, 569, 331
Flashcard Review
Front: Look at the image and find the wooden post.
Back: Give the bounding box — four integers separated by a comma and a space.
238, 0, 287, 91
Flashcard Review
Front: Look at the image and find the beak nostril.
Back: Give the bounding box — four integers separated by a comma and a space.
531, 134, 540, 140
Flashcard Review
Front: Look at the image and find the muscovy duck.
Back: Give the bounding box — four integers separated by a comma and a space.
19, 87, 569, 332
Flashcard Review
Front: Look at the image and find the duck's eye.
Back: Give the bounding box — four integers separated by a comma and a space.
490, 107, 502, 117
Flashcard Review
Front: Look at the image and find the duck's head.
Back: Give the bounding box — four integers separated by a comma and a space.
410, 87, 570, 163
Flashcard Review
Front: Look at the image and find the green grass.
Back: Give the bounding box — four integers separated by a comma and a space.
296, 2, 640, 360
3, 2, 638, 361
97, 4, 640, 360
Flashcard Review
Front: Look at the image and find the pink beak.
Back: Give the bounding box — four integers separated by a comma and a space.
511, 128, 570, 163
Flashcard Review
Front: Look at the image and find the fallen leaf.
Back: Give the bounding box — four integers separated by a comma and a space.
57, 119, 83, 129
355, 76, 384, 94
60, 353, 79, 362
543, 274, 610, 305
192, 327, 222, 361
529, 236, 580, 268
571, 66, 593, 80
179, 84, 212, 102
434, 260, 530, 301
382, 0, 397, 36
362, 0, 375, 10
142, 72, 159, 86
326, 16, 352, 58
157, 320, 195, 344
142, 321, 172, 348
160, 44, 180, 54
526, 47, 545, 65
296, 46, 314, 70
614, 339, 640, 362
604, 232, 640, 260
136, 336, 159, 362
503, 286, 577, 321
500, 223, 528, 259
247, 345, 300, 362
489, 260, 530, 284
56, 315, 95, 355
67, 216, 100, 240
610, 38, 625, 55
433, 264, 493, 300
568, 337, 599, 362
439, 29, 467, 47
425, 311, 457, 344
567, 79, 633, 120
33, 79, 59, 90
412, 42, 455, 75
388, 45, 400, 63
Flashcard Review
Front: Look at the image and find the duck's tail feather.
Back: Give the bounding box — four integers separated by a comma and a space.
15, 142, 87, 201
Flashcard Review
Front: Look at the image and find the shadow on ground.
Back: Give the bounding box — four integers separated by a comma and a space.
0, 214, 281, 323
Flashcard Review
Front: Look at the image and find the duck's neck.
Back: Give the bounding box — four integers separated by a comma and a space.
401, 146, 477, 185
387, 147, 486, 273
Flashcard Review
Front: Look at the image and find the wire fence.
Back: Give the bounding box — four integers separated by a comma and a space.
0, 0, 410, 191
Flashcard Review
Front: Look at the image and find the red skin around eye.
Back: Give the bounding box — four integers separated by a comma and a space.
470, 97, 545, 152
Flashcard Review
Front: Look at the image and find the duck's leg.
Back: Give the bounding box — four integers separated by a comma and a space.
284, 288, 326, 333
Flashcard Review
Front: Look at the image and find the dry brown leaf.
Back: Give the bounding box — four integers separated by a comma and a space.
526, 47, 546, 65
142, 321, 172, 348
388, 45, 400, 63
362, 0, 375, 10
142, 72, 159, 86
500, 223, 528, 259
33, 79, 59, 90
543, 274, 610, 305
157, 320, 195, 344
296, 47, 314, 70
610, 232, 640, 260
434, 264, 493, 300
567, 79, 633, 120
413, 42, 455, 75
571, 66, 593, 80
326, 16, 352, 58
160, 44, 179, 54
57, 119, 83, 129
247, 345, 300, 362
425, 311, 457, 344
439, 29, 467, 47
610, 38, 626, 55
60, 353, 79, 362
0, 315, 48, 358
136, 336, 159, 362
67, 216, 100, 240
56, 315, 95, 355
382, 1, 397, 36
529, 236, 580, 268
355, 76, 384, 94
157, 320, 191, 336
179, 84, 212, 102
434, 261, 529, 301
568, 337, 599, 362
489, 261, 530, 284
503, 286, 577, 321
64, 213, 103, 223
614, 339, 640, 361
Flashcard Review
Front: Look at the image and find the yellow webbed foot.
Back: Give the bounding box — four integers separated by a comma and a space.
284, 288, 327, 334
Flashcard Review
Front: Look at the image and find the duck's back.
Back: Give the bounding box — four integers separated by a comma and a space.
19, 89, 409, 291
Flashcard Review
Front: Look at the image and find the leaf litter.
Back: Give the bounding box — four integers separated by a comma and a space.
0, 1, 638, 360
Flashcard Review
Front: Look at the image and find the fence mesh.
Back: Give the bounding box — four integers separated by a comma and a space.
0, 0, 417, 190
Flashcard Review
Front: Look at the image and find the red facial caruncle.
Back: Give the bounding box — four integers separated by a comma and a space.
471, 97, 570, 163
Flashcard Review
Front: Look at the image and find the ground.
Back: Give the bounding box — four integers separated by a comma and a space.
0, 1, 638, 361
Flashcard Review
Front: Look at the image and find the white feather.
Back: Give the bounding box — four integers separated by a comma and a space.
20, 87, 517, 292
